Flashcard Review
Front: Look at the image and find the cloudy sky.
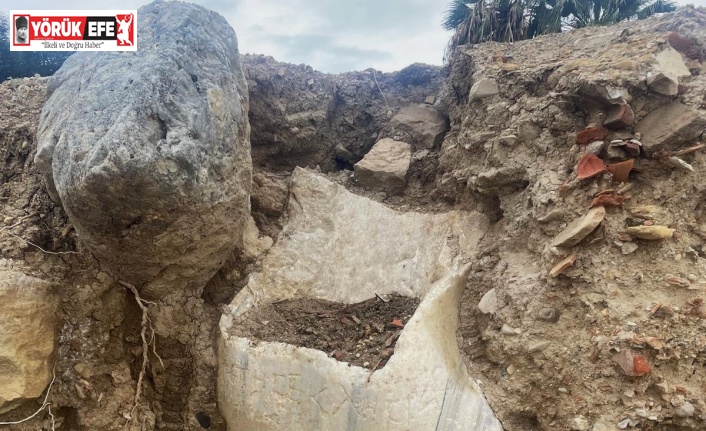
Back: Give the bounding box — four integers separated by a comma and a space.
4, 0, 706, 73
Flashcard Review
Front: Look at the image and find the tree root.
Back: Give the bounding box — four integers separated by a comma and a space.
118, 280, 163, 426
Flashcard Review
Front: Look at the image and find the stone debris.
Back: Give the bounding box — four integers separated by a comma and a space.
478, 288, 499, 314
550, 207, 606, 248
635, 101, 706, 156
625, 225, 675, 240
354, 138, 412, 195
0, 270, 59, 414
537, 308, 561, 323
647, 71, 679, 96
389, 104, 449, 149
469, 78, 499, 101
603, 103, 634, 129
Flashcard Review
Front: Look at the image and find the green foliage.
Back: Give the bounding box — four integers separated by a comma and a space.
443, 0, 676, 53
0, 13, 73, 80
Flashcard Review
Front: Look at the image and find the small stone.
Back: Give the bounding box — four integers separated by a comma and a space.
538, 209, 564, 224
75, 383, 87, 400
625, 226, 675, 240
498, 135, 518, 147
655, 382, 672, 394
617, 419, 631, 429
469, 78, 499, 101
500, 324, 516, 335
604, 103, 635, 129
647, 71, 679, 96
478, 289, 498, 314
506, 364, 516, 375
621, 243, 638, 255
537, 308, 561, 323
675, 401, 695, 417
550, 207, 606, 248
687, 273, 698, 282
558, 387, 568, 394
74, 363, 93, 380
571, 415, 590, 431
666, 156, 694, 172
606, 145, 627, 161
586, 140, 607, 155
528, 340, 551, 353
424, 95, 435, 105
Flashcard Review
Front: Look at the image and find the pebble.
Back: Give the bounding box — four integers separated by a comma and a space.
501, 324, 517, 335
478, 289, 498, 314
625, 225, 674, 240
675, 401, 695, 417
571, 415, 589, 431
537, 307, 561, 323
621, 243, 638, 255
586, 140, 607, 155
528, 340, 551, 353
558, 387, 568, 393
687, 273, 698, 282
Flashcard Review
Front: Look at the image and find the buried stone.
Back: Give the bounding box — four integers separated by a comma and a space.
34, 1, 251, 296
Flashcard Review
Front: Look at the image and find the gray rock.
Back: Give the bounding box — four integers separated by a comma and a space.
390, 104, 449, 149
469, 78, 499, 101
498, 135, 518, 147
528, 340, 551, 353
478, 288, 498, 314
354, 138, 411, 195
647, 71, 679, 96
621, 243, 638, 255
334, 144, 356, 164
586, 140, 607, 155
35, 1, 251, 296
473, 167, 527, 193
675, 402, 695, 417
636, 101, 706, 156
550, 207, 606, 248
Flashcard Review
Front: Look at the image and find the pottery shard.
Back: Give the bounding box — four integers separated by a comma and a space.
636, 101, 706, 155
576, 126, 609, 145
354, 138, 412, 195
0, 271, 59, 414
550, 207, 606, 248
390, 104, 449, 149
625, 226, 674, 240
469, 78, 499, 101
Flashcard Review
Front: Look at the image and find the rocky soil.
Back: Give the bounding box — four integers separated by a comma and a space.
3, 5, 706, 431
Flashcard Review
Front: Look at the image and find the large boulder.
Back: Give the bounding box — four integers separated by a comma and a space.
0, 270, 59, 414
35, 1, 251, 296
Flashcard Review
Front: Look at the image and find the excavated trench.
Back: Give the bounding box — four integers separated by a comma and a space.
3, 5, 706, 431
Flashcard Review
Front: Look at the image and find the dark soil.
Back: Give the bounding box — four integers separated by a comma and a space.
232, 295, 420, 370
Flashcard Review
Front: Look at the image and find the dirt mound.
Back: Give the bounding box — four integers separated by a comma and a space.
434, 6, 706, 431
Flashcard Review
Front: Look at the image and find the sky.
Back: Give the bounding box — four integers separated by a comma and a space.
4, 0, 706, 74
